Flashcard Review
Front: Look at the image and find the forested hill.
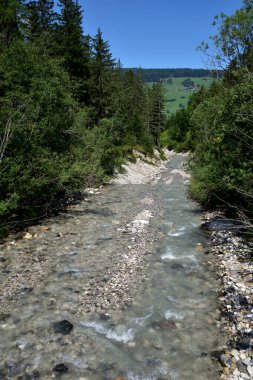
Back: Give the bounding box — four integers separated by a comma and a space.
123, 68, 222, 82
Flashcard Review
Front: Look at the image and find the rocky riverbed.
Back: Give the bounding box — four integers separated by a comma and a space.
0, 150, 175, 318
203, 216, 253, 380
0, 150, 251, 379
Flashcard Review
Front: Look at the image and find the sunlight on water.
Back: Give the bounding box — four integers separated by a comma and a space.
81, 321, 135, 343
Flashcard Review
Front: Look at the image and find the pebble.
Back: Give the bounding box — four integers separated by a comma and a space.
207, 216, 253, 380
247, 366, 253, 377
220, 354, 232, 368
240, 374, 251, 380
53, 363, 68, 373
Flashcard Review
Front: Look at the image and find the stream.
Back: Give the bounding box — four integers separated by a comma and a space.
0, 156, 220, 380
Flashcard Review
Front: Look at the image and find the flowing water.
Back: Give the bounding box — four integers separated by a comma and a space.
0, 156, 220, 380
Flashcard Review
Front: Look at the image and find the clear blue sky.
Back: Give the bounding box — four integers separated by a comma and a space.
80, 0, 243, 68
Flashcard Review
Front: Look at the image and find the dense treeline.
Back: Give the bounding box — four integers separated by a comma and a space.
0, 0, 165, 234
163, 1, 253, 222
124, 68, 222, 82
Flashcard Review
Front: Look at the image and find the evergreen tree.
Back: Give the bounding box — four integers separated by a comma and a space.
57, 0, 90, 103
244, 0, 253, 11
148, 83, 166, 149
115, 70, 147, 144
26, 0, 56, 39
90, 28, 116, 121
0, 0, 21, 47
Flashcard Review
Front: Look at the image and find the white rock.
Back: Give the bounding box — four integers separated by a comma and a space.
231, 349, 240, 357
242, 358, 251, 366
240, 374, 251, 380
247, 366, 253, 378
241, 373, 251, 380
234, 369, 240, 376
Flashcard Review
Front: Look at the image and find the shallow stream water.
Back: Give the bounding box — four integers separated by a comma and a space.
0, 156, 220, 379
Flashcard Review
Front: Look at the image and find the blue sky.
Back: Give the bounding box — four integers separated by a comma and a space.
80, 0, 243, 68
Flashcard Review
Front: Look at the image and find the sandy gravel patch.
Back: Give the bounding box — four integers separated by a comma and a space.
112, 149, 175, 184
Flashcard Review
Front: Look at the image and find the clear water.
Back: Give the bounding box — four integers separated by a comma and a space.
0, 156, 220, 379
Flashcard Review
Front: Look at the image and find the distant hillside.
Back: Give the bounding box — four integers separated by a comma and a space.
123, 68, 222, 82
161, 77, 213, 114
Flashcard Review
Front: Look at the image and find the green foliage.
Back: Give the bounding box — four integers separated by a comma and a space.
162, 0, 253, 223
26, 0, 55, 39
147, 82, 166, 149
188, 1, 253, 220
125, 68, 217, 82
199, 4, 253, 71
0, 40, 78, 216
165, 108, 191, 151
0, 193, 19, 216
189, 71, 253, 210
57, 0, 90, 103
0, 0, 21, 47
162, 77, 213, 114
0, 0, 164, 233
181, 78, 194, 88
90, 28, 116, 121
115, 70, 147, 144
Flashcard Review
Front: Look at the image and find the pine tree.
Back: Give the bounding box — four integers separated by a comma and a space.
244, 0, 253, 11
90, 28, 116, 121
57, 0, 90, 103
0, 0, 21, 47
116, 70, 146, 142
148, 83, 166, 149
26, 0, 55, 39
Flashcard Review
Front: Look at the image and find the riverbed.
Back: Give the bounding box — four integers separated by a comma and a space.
0, 154, 221, 379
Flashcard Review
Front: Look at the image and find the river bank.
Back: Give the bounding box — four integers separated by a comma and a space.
203, 216, 253, 380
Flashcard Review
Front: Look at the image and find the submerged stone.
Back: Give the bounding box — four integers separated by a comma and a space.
53, 320, 73, 335
19, 371, 40, 379
202, 217, 244, 232
170, 263, 184, 270
160, 320, 177, 330
0, 313, 9, 322
152, 319, 177, 331
99, 313, 110, 321
53, 363, 68, 373
96, 362, 114, 372
145, 358, 161, 366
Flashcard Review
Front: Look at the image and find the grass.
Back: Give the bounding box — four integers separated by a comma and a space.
156, 77, 213, 114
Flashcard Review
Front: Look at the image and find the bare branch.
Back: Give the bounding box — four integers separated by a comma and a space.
0, 99, 30, 163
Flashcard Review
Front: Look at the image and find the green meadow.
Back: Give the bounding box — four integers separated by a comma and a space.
162, 77, 213, 114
